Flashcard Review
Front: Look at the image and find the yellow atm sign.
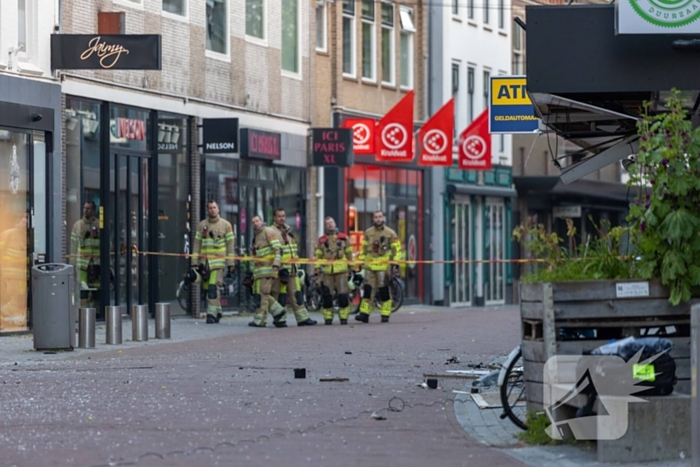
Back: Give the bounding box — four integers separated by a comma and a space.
489, 76, 539, 134
492, 78, 532, 105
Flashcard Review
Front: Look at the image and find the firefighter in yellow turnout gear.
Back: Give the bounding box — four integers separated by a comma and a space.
70, 202, 101, 308
248, 215, 288, 327
355, 210, 402, 323
271, 208, 317, 326
314, 217, 354, 325
192, 201, 235, 324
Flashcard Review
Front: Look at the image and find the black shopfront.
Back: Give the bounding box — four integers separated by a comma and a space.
0, 74, 61, 335
65, 97, 190, 319
201, 127, 308, 314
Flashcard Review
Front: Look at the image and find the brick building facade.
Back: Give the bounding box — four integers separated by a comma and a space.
312, 0, 431, 305
59, 0, 314, 320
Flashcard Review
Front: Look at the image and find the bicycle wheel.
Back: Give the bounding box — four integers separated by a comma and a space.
499, 348, 528, 430
390, 278, 404, 313
177, 282, 189, 312
307, 285, 323, 311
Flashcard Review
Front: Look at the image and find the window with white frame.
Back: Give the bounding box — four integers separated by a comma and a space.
381, 1, 394, 85
361, 0, 376, 80
315, 1, 327, 51
342, 0, 356, 76
467, 66, 475, 122
499, 134, 504, 153
513, 19, 522, 74
483, 0, 489, 24
452, 0, 458, 15
246, 0, 265, 39
468, 0, 474, 20
206, 0, 228, 55
281, 0, 299, 73
399, 7, 414, 89
483, 70, 490, 110
452, 63, 460, 138
18, 0, 27, 51
498, 0, 505, 29
163, 0, 186, 16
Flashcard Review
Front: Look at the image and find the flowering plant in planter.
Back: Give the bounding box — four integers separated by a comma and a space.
626, 90, 700, 305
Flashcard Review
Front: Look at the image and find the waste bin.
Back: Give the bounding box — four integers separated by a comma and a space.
32, 263, 75, 351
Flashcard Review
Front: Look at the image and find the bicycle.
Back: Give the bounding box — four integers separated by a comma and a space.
497, 345, 527, 430
496, 328, 617, 431
349, 267, 404, 314
176, 269, 241, 313
306, 271, 359, 312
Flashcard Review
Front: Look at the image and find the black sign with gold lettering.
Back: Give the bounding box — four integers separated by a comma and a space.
51, 34, 162, 70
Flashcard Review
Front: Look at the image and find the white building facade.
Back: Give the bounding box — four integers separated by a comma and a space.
428, 0, 515, 306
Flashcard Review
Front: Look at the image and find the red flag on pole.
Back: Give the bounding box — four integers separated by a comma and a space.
458, 109, 491, 170
418, 98, 454, 167
342, 118, 375, 155
375, 91, 415, 163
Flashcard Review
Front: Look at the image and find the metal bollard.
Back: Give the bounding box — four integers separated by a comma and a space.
106, 306, 122, 345
692, 304, 699, 467
78, 307, 96, 349
155, 303, 171, 339
132, 304, 149, 342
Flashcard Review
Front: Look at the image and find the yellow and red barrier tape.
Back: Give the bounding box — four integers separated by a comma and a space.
64, 248, 631, 266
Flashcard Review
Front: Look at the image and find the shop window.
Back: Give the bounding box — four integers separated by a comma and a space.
206, 0, 228, 56
157, 115, 189, 313
110, 106, 151, 153
246, 0, 265, 40
381, 1, 395, 85
65, 97, 103, 317
361, 0, 376, 81
468, 0, 474, 20
281, 0, 300, 74
342, 0, 356, 76
0, 130, 30, 333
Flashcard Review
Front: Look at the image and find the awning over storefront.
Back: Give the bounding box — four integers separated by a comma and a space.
525, 4, 700, 184
513, 176, 649, 203
446, 183, 517, 199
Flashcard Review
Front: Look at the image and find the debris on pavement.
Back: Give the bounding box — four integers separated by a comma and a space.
369, 412, 386, 421
470, 369, 501, 391
445, 356, 460, 364
319, 377, 349, 382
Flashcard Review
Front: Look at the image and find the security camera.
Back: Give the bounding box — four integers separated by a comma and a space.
32, 113, 43, 122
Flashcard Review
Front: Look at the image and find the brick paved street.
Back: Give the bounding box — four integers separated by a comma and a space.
0, 306, 528, 467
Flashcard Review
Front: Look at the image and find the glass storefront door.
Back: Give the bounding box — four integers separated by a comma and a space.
346, 165, 424, 303
450, 199, 471, 306
485, 198, 506, 304
0, 129, 32, 333
109, 153, 150, 315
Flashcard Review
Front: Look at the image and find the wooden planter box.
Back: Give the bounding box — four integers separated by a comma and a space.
519, 279, 694, 413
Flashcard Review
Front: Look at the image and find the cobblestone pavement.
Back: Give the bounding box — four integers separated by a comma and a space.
0, 305, 531, 467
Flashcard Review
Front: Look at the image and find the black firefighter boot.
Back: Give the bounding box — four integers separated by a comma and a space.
206, 314, 217, 324
355, 313, 369, 323
340, 319, 348, 325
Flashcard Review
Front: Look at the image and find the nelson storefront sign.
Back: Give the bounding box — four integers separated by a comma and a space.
51, 34, 162, 70
203, 118, 239, 154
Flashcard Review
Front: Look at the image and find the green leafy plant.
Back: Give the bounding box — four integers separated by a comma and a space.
516, 411, 565, 446
626, 89, 700, 305
513, 216, 634, 283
